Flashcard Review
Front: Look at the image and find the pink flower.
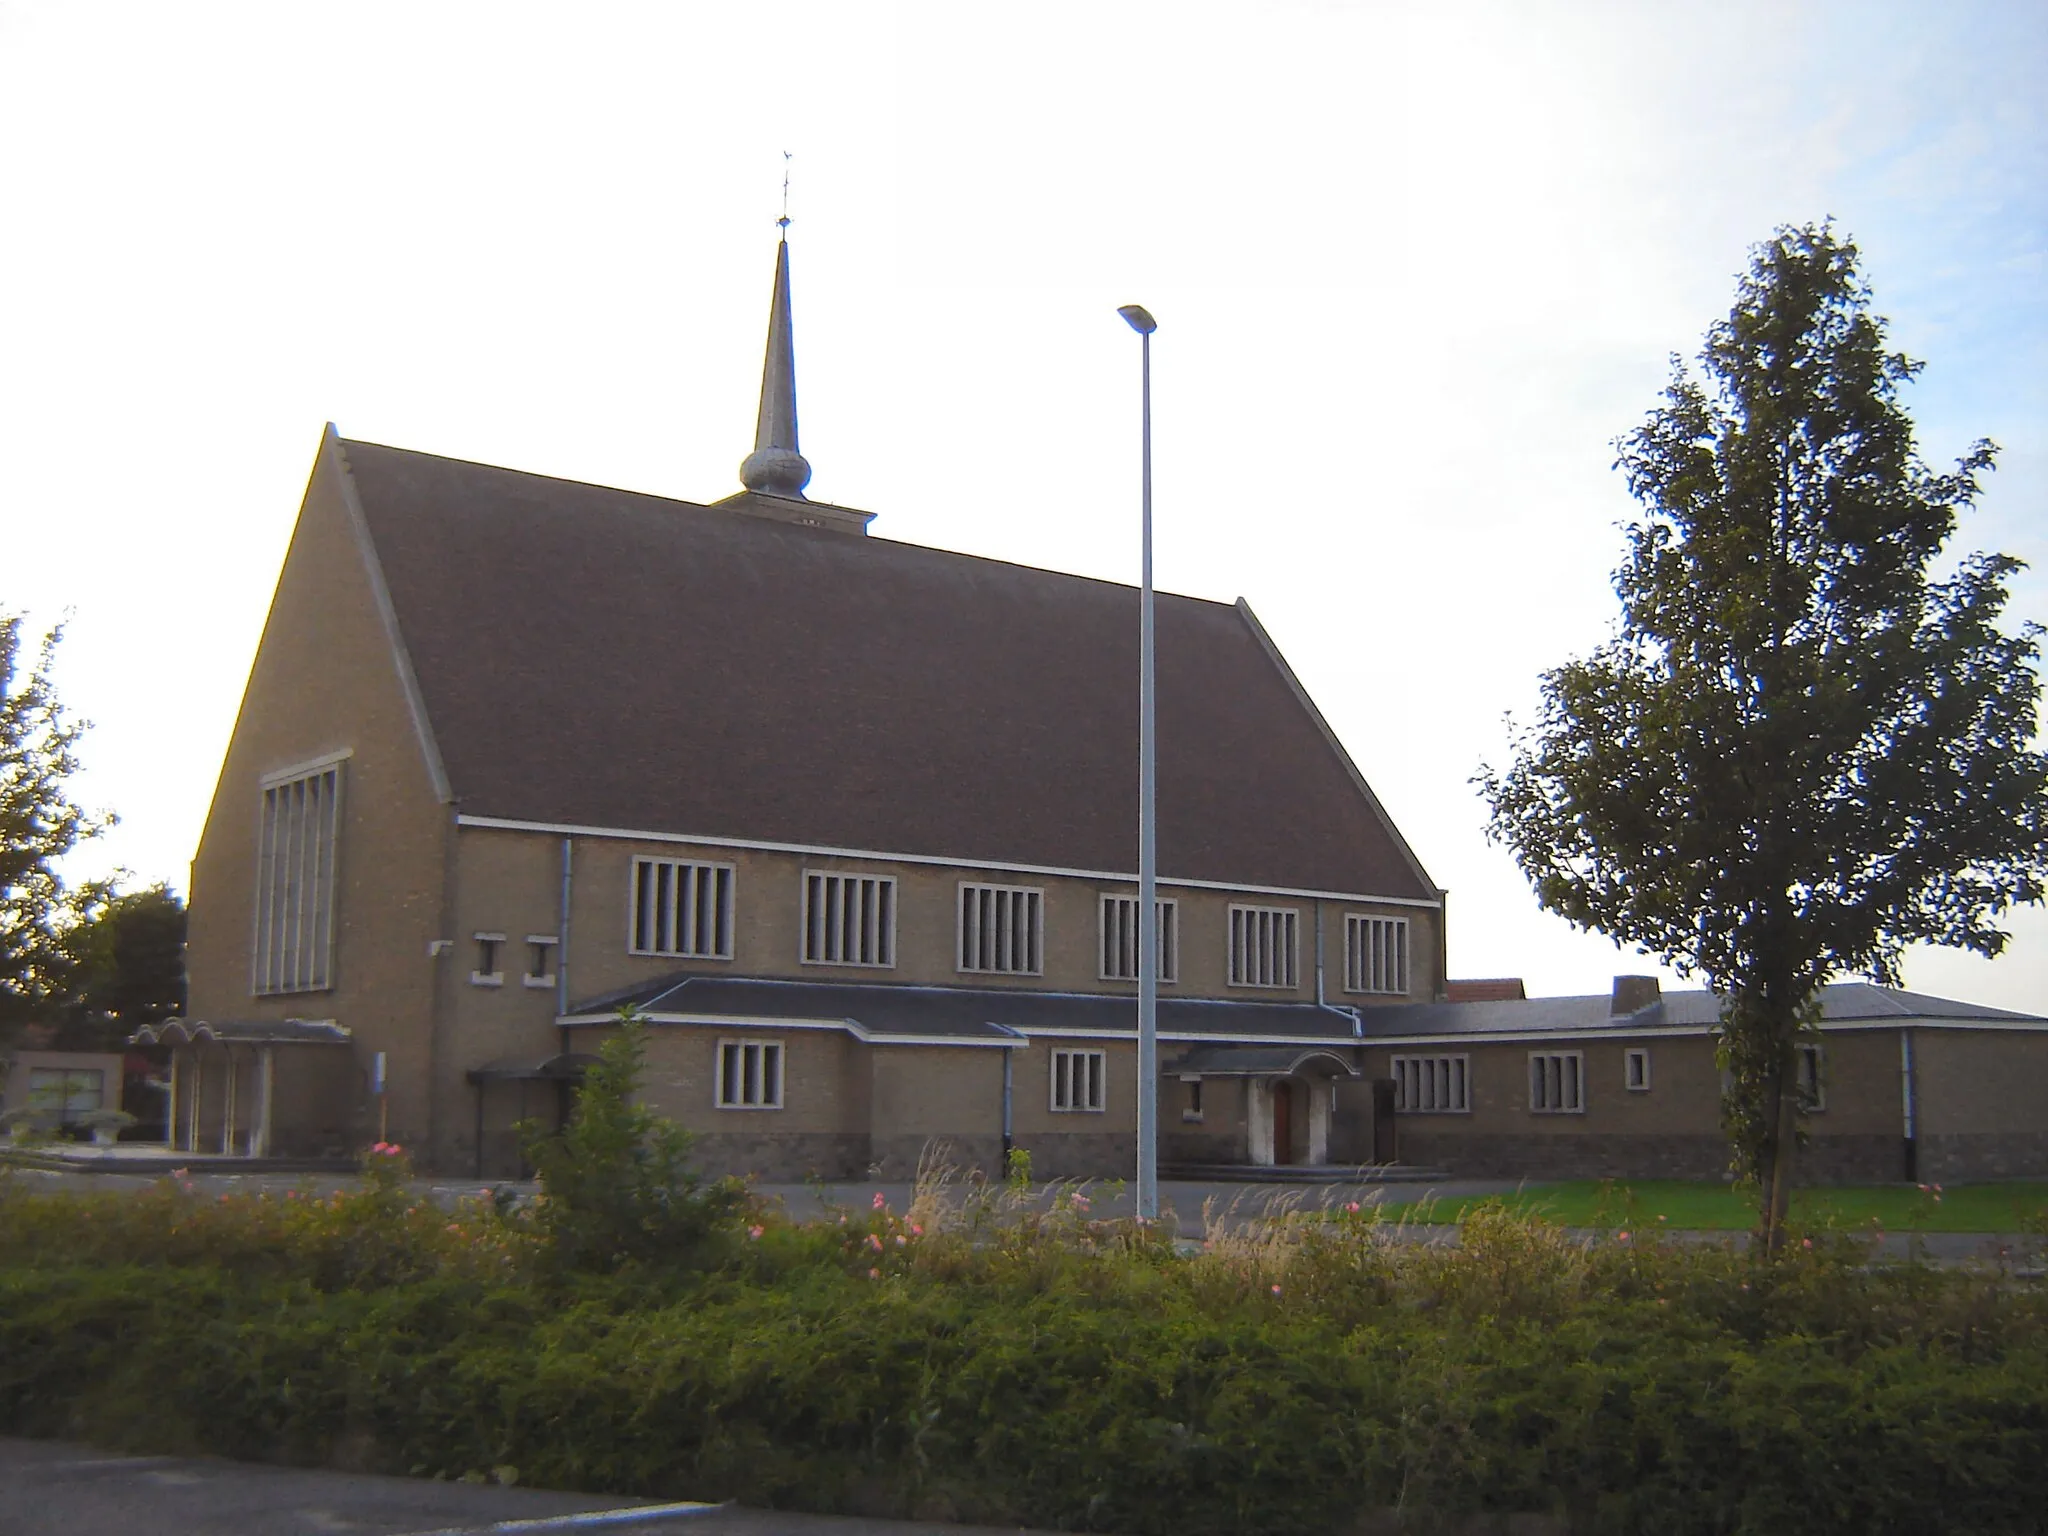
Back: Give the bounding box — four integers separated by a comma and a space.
867, 1267, 880, 1280
895, 1234, 907, 1247
909, 1223, 923, 1237
1344, 1201, 1361, 1213
1270, 1284, 1282, 1296
1616, 1231, 1630, 1243
1072, 1195, 1090, 1211
867, 1233, 884, 1251
872, 1192, 886, 1210
1801, 1238, 1813, 1249
748, 1225, 765, 1240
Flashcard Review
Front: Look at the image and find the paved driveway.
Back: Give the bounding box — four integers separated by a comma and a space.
0, 1438, 1058, 1536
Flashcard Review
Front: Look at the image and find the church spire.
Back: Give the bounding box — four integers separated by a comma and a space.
737, 228, 812, 500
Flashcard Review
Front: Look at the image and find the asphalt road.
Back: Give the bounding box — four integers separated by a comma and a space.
0, 1438, 1061, 1536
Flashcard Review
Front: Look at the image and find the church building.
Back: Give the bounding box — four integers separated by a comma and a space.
156, 236, 2048, 1187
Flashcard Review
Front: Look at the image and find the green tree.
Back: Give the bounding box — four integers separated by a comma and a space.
0, 610, 114, 1042
57, 884, 185, 1049
1479, 225, 2048, 1249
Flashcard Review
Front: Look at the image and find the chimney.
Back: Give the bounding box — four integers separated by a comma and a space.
1611, 975, 1661, 1016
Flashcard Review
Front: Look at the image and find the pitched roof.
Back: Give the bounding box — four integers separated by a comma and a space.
336, 436, 1436, 899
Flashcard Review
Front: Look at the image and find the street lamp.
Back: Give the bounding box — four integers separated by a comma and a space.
1117, 302, 1159, 1222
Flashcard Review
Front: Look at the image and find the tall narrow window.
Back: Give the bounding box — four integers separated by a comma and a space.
1795, 1043, 1827, 1111
1099, 894, 1178, 982
524, 936, 559, 989
802, 872, 896, 967
1624, 1047, 1651, 1092
1390, 1054, 1469, 1113
1528, 1051, 1585, 1113
1051, 1049, 1106, 1112
1228, 904, 1298, 988
630, 858, 735, 958
958, 883, 1044, 974
252, 762, 343, 994
1344, 914, 1410, 995
716, 1040, 783, 1109
471, 932, 505, 987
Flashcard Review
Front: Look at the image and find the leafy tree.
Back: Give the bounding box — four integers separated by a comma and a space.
56, 884, 186, 1049
0, 610, 114, 1042
521, 1011, 750, 1274
1479, 224, 2048, 1249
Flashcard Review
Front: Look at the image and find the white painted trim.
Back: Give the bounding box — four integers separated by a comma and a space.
1624, 1046, 1652, 1091
452, 814, 1444, 909
556, 1009, 1028, 1049
259, 747, 354, 788
327, 427, 453, 805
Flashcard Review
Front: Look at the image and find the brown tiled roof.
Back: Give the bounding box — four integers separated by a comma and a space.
339, 438, 1436, 899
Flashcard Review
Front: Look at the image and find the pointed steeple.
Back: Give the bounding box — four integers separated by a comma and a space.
738, 231, 813, 499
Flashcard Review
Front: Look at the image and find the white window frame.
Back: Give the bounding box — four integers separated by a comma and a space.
1390, 1054, 1470, 1114
1098, 894, 1178, 982
523, 935, 559, 989
1050, 1048, 1106, 1113
1344, 914, 1410, 995
957, 882, 1044, 975
801, 871, 897, 968
629, 857, 736, 959
1227, 904, 1299, 989
715, 1039, 784, 1110
1528, 1051, 1586, 1114
1624, 1046, 1651, 1092
1796, 1043, 1827, 1112
252, 762, 344, 995
470, 931, 506, 987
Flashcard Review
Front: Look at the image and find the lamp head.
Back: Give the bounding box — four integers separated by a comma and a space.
1117, 304, 1157, 335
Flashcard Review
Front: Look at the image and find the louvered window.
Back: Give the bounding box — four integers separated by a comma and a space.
1227, 904, 1298, 988
630, 858, 735, 958
958, 883, 1044, 974
1099, 895, 1177, 982
1344, 914, 1410, 995
1391, 1054, 1469, 1113
1528, 1051, 1585, 1113
716, 1040, 783, 1109
1051, 1049, 1106, 1112
802, 872, 896, 967
252, 764, 343, 994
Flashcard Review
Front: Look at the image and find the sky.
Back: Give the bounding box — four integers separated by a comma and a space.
1, 0, 2043, 1009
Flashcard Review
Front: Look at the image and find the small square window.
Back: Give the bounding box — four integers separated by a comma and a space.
1051, 1049, 1106, 1112
1390, 1054, 1470, 1113
1624, 1047, 1651, 1092
716, 1040, 783, 1109
1528, 1051, 1585, 1113
959, 883, 1044, 975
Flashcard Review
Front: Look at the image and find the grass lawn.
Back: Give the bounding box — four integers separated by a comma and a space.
1381, 1179, 2048, 1233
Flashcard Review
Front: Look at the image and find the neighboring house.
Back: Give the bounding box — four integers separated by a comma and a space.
0, 1050, 126, 1133
168, 234, 1446, 1177
159, 234, 2048, 1184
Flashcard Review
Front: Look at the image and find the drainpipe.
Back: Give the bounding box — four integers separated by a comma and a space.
556, 837, 574, 1054
1900, 1029, 1917, 1183
1313, 903, 1365, 1038
992, 1024, 1024, 1165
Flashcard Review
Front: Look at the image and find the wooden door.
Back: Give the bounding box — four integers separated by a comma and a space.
1272, 1080, 1294, 1165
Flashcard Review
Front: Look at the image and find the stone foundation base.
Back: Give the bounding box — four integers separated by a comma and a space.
1394, 1131, 1906, 1185
868, 1135, 1004, 1182
685, 1131, 870, 1182
1920, 1132, 2048, 1181
1012, 1131, 1137, 1181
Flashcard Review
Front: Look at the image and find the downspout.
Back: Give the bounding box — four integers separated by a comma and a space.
1313, 902, 1365, 1038
556, 837, 574, 1055
991, 1024, 1024, 1165
1900, 1029, 1917, 1183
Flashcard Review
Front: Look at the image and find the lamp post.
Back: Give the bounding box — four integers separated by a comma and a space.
1117, 302, 1159, 1222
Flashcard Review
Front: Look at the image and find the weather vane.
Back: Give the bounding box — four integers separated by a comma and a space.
779, 150, 792, 231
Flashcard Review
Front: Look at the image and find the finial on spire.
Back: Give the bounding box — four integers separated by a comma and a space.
738, 168, 811, 500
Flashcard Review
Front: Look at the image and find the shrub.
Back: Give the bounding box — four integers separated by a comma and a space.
518, 1013, 751, 1276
